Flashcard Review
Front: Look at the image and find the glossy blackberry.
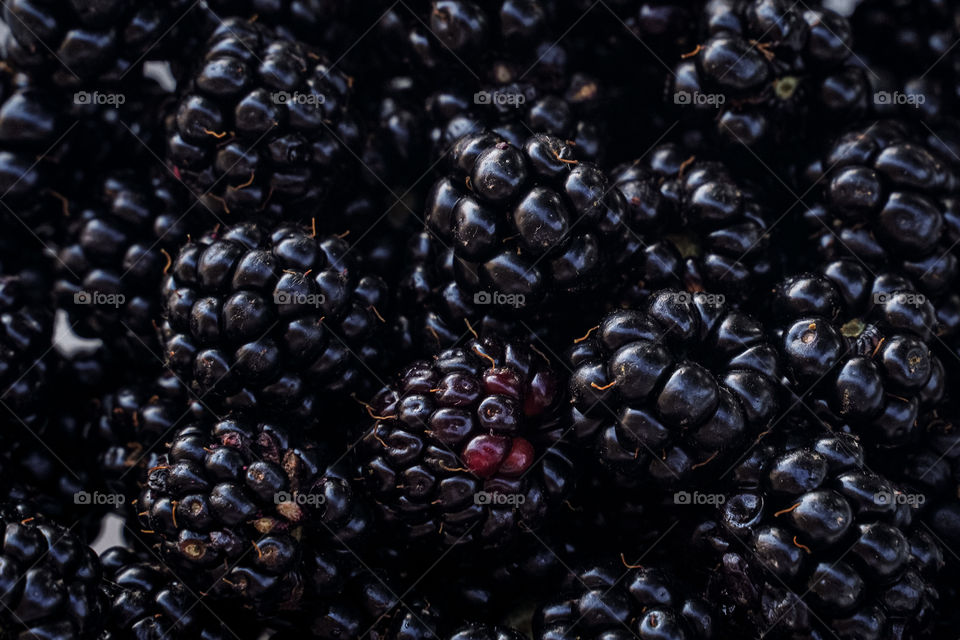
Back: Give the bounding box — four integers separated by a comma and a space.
1, 0, 197, 86
697, 429, 944, 639
160, 220, 391, 417
425, 131, 631, 303
91, 370, 206, 513
360, 336, 575, 551
137, 414, 370, 614
166, 18, 361, 220
668, 0, 864, 147
800, 121, 960, 299
533, 560, 714, 639
771, 260, 945, 447
55, 171, 208, 364
0, 502, 103, 638
99, 546, 244, 639
568, 289, 781, 487
612, 142, 776, 297
2, 407, 116, 538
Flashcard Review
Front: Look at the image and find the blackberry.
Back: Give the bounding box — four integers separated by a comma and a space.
425, 73, 607, 165
93, 370, 204, 511
568, 289, 782, 487
449, 624, 524, 640
165, 18, 361, 221
0, 256, 53, 426
137, 413, 370, 614
533, 560, 714, 639
1, 0, 197, 86
771, 260, 945, 447
0, 69, 75, 235
160, 220, 391, 417
360, 336, 575, 551
697, 429, 944, 639
55, 171, 209, 365
0, 502, 103, 638
612, 142, 776, 297
801, 121, 960, 300
424, 131, 631, 304
2, 407, 113, 540
99, 546, 244, 639
668, 0, 864, 147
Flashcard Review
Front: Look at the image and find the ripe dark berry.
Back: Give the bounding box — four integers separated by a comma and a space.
697, 428, 943, 639
568, 289, 782, 487
0, 503, 103, 638
360, 336, 574, 551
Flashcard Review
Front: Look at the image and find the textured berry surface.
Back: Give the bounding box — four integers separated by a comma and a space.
0, 1, 957, 638
361, 337, 574, 551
